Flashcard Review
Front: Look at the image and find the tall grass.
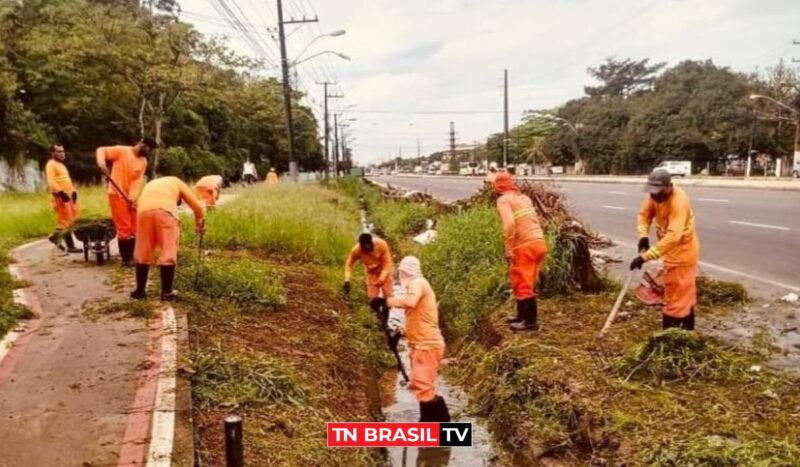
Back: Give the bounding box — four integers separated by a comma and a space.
194, 185, 361, 265
0, 186, 108, 338
370, 199, 436, 240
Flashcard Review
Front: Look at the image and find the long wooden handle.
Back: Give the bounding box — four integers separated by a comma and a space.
599, 270, 636, 337
102, 173, 134, 208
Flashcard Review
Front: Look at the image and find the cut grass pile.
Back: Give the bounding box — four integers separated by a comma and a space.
615, 329, 749, 384
697, 275, 749, 307
193, 347, 310, 409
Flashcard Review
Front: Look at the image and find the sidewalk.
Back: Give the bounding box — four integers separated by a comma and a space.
394, 173, 800, 191
0, 240, 192, 466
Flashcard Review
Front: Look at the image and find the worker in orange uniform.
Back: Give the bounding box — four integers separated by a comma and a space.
495, 172, 548, 331
96, 138, 156, 266
631, 169, 700, 330
45, 144, 82, 253
266, 168, 279, 187
195, 175, 229, 208
379, 256, 450, 422
343, 233, 394, 307
130, 176, 205, 301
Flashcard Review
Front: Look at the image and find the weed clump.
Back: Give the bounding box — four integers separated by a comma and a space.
616, 329, 748, 384
193, 348, 310, 409
179, 255, 286, 310
697, 275, 749, 307
645, 436, 800, 466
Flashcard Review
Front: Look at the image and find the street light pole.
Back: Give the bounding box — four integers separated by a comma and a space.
503, 69, 509, 168
277, 0, 318, 182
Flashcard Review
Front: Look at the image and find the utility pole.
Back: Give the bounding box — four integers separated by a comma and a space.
316, 82, 341, 179
277, 0, 318, 182
333, 113, 340, 179
449, 121, 456, 158
793, 39, 800, 63
503, 68, 509, 168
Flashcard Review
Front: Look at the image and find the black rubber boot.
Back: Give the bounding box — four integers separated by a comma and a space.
63, 233, 82, 253
510, 298, 539, 332
131, 264, 149, 300
505, 300, 524, 324
117, 239, 132, 266
663, 309, 695, 331
160, 265, 177, 301
430, 395, 451, 422
48, 231, 66, 251
419, 400, 434, 422
683, 308, 696, 331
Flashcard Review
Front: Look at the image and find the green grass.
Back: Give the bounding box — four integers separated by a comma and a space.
191, 184, 360, 265
370, 199, 437, 240
177, 252, 286, 310
193, 346, 311, 410
0, 186, 108, 338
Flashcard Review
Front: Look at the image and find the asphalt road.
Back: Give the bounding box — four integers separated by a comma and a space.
373, 175, 800, 298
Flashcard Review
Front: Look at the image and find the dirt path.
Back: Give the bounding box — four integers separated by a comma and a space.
0, 239, 191, 466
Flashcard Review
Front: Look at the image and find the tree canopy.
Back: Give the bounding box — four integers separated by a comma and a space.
0, 0, 322, 182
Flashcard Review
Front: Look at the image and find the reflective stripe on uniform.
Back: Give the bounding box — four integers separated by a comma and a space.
513, 207, 536, 220
646, 246, 662, 260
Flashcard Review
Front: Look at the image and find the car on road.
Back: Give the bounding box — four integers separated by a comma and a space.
656, 160, 692, 177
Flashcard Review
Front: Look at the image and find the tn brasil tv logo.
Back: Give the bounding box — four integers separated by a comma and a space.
327, 422, 473, 448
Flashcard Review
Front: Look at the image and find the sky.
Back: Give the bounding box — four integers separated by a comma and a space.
182, 0, 800, 165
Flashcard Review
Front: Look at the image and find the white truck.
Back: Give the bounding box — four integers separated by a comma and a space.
459, 162, 479, 176
656, 161, 692, 177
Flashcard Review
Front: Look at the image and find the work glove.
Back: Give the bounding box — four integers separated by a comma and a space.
72, 191, 78, 203
387, 331, 401, 353
637, 237, 650, 253
56, 191, 70, 202
630, 256, 645, 271
342, 281, 351, 297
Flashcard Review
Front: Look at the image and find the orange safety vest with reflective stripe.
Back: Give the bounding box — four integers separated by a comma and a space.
637, 186, 700, 267
45, 159, 74, 195
497, 192, 545, 253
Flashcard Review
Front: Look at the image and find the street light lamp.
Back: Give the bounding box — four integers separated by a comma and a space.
293, 30, 347, 64
291, 50, 350, 67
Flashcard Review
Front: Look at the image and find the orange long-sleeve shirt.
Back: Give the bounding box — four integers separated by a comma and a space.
138, 177, 204, 220
387, 277, 445, 350
45, 160, 74, 195
96, 146, 148, 199
195, 175, 223, 189
344, 237, 394, 283
496, 192, 545, 255
637, 186, 700, 267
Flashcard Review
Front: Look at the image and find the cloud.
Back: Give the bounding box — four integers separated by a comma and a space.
184, 0, 800, 164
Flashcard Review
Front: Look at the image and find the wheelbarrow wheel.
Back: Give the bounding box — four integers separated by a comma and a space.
96, 247, 106, 266
83, 237, 90, 262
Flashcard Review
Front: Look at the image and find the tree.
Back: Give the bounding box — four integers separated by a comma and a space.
585, 57, 665, 98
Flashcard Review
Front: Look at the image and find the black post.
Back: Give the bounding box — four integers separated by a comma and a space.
323, 82, 329, 179
224, 415, 244, 467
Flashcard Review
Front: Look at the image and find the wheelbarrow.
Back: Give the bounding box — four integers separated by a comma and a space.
72, 218, 116, 266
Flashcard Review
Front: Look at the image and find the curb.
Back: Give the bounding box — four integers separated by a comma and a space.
384, 174, 800, 192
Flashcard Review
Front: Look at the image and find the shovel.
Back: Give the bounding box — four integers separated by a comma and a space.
599, 270, 636, 337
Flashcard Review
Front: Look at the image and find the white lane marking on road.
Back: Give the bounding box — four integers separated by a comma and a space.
615, 240, 800, 293
608, 191, 627, 195
602, 205, 626, 210
729, 220, 790, 231
698, 198, 729, 203
147, 305, 178, 467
